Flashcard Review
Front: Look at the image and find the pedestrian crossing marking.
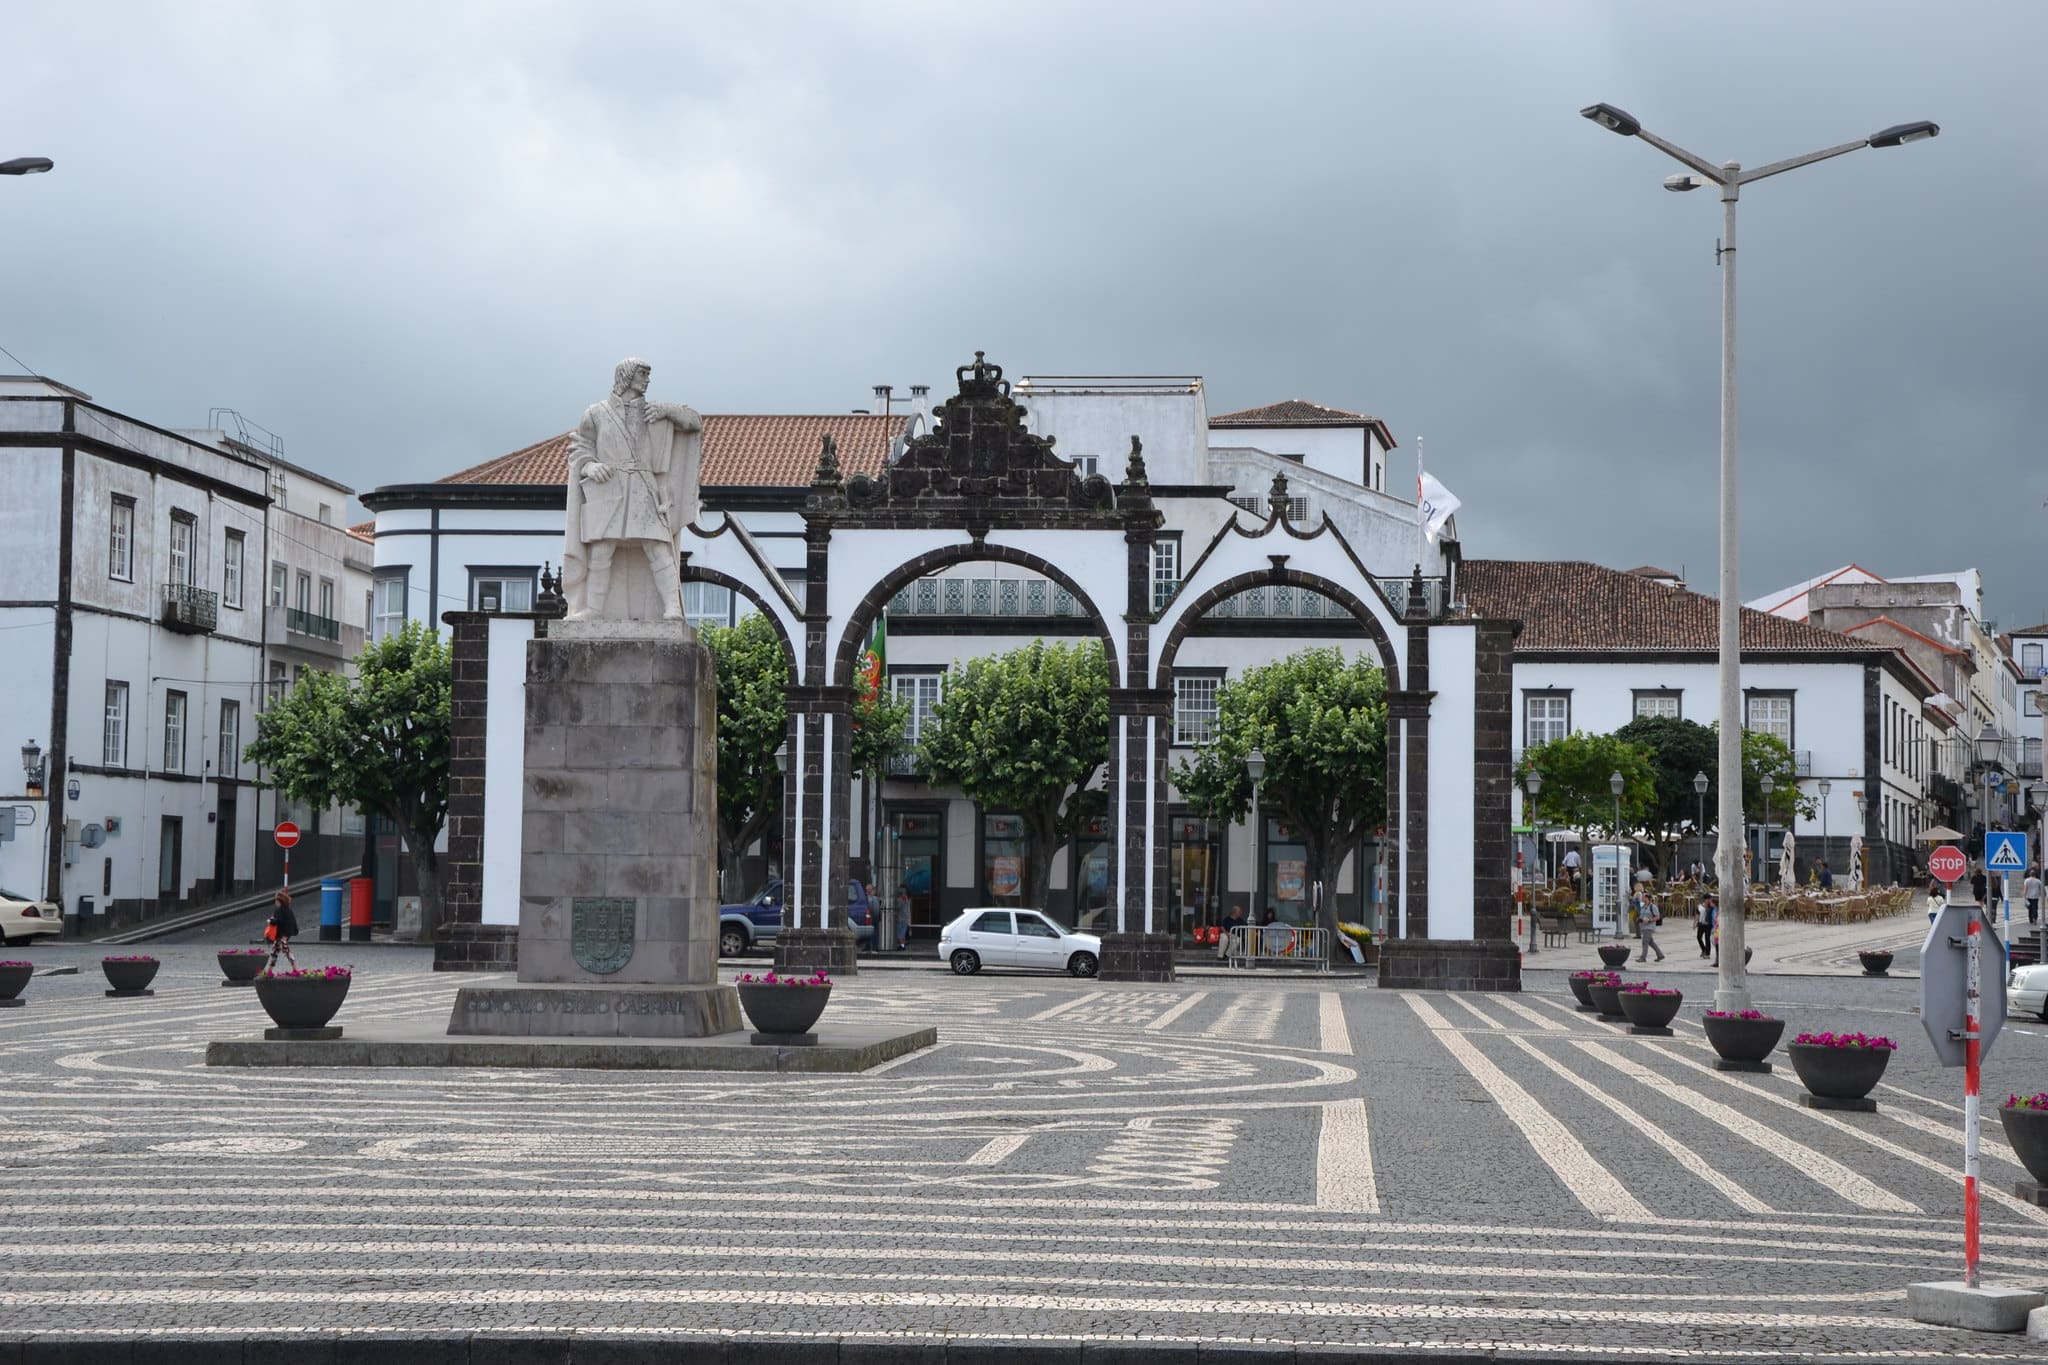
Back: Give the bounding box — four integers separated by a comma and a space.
1988, 833, 2027, 871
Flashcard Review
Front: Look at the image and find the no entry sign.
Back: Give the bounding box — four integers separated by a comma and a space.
1929, 844, 1966, 884
273, 821, 301, 849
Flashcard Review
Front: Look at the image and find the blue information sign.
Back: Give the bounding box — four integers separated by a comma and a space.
1985, 830, 2029, 872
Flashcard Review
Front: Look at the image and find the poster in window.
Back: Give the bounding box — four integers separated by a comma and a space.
1277, 859, 1306, 902
990, 856, 1020, 897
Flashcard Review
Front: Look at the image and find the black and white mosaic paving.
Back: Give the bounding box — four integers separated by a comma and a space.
3, 944, 2046, 1359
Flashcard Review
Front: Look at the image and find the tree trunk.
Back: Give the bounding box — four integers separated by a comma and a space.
1023, 805, 1060, 913
1314, 840, 1347, 961
409, 839, 445, 945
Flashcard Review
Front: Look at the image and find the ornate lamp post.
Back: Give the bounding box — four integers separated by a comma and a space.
1759, 774, 1776, 886
1579, 102, 1939, 1013
1693, 770, 1709, 874
20, 739, 44, 797
1853, 789, 1868, 885
1817, 777, 1832, 876
1524, 768, 1544, 955
1246, 748, 1266, 927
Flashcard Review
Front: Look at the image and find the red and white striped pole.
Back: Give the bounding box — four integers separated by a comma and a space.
1964, 908, 1982, 1290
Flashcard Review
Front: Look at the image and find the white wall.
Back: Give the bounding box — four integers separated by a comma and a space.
1427, 625, 1477, 938
480, 616, 539, 925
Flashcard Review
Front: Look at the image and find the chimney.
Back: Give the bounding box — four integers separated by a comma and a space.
872, 385, 893, 416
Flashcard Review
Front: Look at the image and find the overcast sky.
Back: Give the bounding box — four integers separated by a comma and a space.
5, 2, 2043, 623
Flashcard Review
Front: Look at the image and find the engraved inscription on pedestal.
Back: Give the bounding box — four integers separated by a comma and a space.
573, 897, 637, 975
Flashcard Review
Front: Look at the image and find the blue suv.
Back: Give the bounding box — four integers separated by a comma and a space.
718, 879, 876, 957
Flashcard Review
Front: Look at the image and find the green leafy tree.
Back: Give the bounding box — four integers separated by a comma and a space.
702, 613, 791, 899
1515, 732, 1658, 882
243, 621, 450, 940
850, 680, 912, 780
919, 640, 1110, 909
1613, 716, 1719, 877
1173, 648, 1386, 957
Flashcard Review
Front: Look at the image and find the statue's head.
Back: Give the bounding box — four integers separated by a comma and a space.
613, 357, 652, 397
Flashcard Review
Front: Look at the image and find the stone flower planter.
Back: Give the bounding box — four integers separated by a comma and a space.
254, 970, 352, 1031
1618, 987, 1683, 1034
1787, 1038, 1893, 1110
217, 950, 267, 986
1997, 1103, 2048, 1188
0, 960, 31, 1008
101, 956, 159, 996
1587, 979, 1637, 1019
736, 972, 832, 1043
1858, 949, 1894, 977
1566, 973, 1598, 1009
1596, 943, 1632, 969
1703, 1013, 1784, 1071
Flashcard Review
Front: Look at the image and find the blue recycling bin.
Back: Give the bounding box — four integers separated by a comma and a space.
319, 878, 345, 942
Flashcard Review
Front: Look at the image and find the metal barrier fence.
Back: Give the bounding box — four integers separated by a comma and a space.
1222, 924, 1333, 972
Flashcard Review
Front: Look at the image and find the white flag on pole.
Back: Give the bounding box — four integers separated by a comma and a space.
1418, 470, 1461, 541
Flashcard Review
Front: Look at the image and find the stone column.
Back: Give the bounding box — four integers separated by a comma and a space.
434, 610, 517, 972
777, 687, 859, 975
1101, 689, 1175, 982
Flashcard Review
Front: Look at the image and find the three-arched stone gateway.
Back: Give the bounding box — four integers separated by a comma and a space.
684, 354, 1521, 989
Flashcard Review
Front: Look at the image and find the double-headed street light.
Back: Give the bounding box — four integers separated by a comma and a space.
1579, 102, 1939, 1012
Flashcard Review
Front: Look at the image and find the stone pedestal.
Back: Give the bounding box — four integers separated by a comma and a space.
775, 927, 858, 976
1100, 932, 1176, 982
1376, 938, 1523, 992
449, 618, 737, 1040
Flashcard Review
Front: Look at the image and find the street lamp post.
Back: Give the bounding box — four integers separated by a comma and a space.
1524, 769, 1544, 955
1693, 770, 1709, 875
1817, 777, 1832, 878
1759, 774, 1776, 887
1246, 749, 1266, 927
1580, 103, 1939, 1012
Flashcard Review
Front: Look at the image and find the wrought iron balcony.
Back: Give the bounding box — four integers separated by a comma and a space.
884, 752, 925, 778
160, 582, 218, 634
1373, 575, 1447, 620
888, 576, 1085, 620
285, 607, 340, 642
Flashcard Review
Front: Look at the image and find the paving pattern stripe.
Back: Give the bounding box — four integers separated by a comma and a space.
1023, 990, 1105, 1023
0, 1234, 1976, 1275
1405, 994, 1652, 1221
1672, 1044, 2048, 1230
0, 1263, 1918, 1302
1488, 995, 1568, 1032
1142, 989, 1207, 1032
1312, 1098, 1377, 1212
1870, 1099, 2028, 1173
0, 1285, 1950, 1331
1317, 991, 1353, 1055
3, 1201, 1995, 1245
1501, 1034, 1774, 1214
1567, 1039, 1920, 1213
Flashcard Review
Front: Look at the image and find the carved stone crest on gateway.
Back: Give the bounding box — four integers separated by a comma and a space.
572, 897, 637, 975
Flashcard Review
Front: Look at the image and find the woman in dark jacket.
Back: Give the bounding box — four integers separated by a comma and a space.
264, 889, 300, 972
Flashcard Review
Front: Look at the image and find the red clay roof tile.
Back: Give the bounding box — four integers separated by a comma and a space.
437, 414, 909, 488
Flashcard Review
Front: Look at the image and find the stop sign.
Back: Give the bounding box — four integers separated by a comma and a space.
274, 821, 301, 849
1928, 844, 1967, 884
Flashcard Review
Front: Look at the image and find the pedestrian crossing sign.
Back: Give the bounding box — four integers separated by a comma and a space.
1985, 831, 2028, 871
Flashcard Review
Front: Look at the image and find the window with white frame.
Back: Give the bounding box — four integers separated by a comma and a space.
318, 577, 335, 621
470, 571, 536, 613
1524, 692, 1569, 746
1745, 693, 1794, 746
1173, 673, 1222, 745
2026, 690, 2042, 718
266, 660, 288, 709
1632, 689, 1680, 721
1151, 538, 1181, 611
890, 672, 944, 747
1070, 453, 1099, 477
683, 581, 732, 629
163, 691, 187, 773
269, 561, 288, 607
218, 700, 240, 778
168, 511, 197, 587
222, 530, 244, 609
373, 573, 407, 642
108, 496, 135, 581
2025, 642, 2045, 673
295, 571, 311, 613
103, 682, 129, 767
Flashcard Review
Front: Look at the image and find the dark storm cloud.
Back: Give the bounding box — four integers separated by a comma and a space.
4, 2, 2042, 621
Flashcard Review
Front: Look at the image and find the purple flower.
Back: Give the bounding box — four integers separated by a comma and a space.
0, 960, 30, 969
1793, 1030, 1896, 1050
1621, 985, 1680, 996
261, 965, 352, 981
102, 955, 156, 963
736, 970, 832, 987
220, 948, 268, 956
1571, 970, 1622, 984
2005, 1093, 2048, 1111
1705, 1009, 1773, 1021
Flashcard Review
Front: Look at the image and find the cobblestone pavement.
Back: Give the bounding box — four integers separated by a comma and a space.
3, 943, 2047, 1360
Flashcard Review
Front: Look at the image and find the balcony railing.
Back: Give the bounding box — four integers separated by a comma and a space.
889, 577, 1085, 619
285, 607, 340, 642
884, 752, 924, 777
1373, 575, 1447, 620
160, 582, 218, 634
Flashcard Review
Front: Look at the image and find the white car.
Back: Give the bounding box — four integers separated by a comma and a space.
2011, 963, 2048, 1021
938, 908, 1101, 977
0, 887, 62, 946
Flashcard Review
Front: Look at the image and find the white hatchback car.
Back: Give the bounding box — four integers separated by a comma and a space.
938, 908, 1101, 977
2011, 962, 2048, 1021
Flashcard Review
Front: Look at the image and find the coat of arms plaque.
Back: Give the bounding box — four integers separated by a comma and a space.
572, 897, 636, 974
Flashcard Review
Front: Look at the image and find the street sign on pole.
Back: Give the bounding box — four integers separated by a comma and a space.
1922, 899, 2008, 1291
1929, 845, 1968, 884
1986, 831, 2027, 872
274, 822, 301, 848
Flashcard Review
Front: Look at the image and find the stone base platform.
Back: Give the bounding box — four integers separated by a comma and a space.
2014, 1178, 2048, 1207
1799, 1093, 1877, 1112
104, 989, 154, 998
775, 927, 859, 977
205, 1019, 934, 1072
1713, 1058, 1773, 1073
1100, 932, 1175, 982
0, 999, 22, 1009
265, 1025, 342, 1041
1377, 938, 1522, 992
1908, 1279, 2044, 1333
447, 980, 739, 1038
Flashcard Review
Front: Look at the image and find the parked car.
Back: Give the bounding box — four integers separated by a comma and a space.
0, 887, 61, 946
2011, 961, 2048, 1020
937, 907, 1100, 977
718, 879, 875, 957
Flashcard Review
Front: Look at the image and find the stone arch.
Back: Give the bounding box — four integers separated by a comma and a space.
682, 566, 800, 672
1153, 567, 1403, 690
830, 541, 1125, 690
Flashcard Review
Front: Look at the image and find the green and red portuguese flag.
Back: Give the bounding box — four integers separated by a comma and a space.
855, 613, 886, 714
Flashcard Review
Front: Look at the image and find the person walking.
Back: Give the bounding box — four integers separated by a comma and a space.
2024, 868, 2043, 925
1818, 860, 1833, 891
1695, 893, 1715, 958
895, 887, 912, 951
263, 889, 300, 973
1562, 846, 1581, 896
1971, 867, 1989, 906
1634, 890, 1665, 963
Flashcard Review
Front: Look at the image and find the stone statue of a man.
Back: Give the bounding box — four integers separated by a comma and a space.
562, 358, 703, 621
